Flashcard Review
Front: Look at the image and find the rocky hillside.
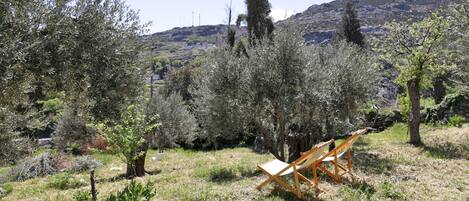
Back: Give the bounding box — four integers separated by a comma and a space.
142, 25, 246, 61
145, 0, 463, 61
280, 0, 463, 43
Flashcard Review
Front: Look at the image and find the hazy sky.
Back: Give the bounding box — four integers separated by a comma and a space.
125, 0, 334, 33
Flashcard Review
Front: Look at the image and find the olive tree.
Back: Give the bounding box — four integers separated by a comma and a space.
100, 105, 159, 178
246, 29, 306, 161
147, 92, 197, 149
0, 0, 47, 163
445, 3, 469, 85
191, 48, 251, 148
379, 13, 449, 145
193, 29, 377, 162
307, 41, 378, 149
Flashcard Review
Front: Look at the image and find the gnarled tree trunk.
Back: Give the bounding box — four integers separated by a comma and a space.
432, 75, 446, 104
287, 124, 313, 163
325, 117, 336, 151
407, 78, 422, 145
126, 144, 148, 178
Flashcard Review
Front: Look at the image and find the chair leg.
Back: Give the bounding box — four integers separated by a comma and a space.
347, 149, 352, 174
256, 167, 275, 191
256, 177, 274, 191
312, 165, 318, 187
293, 169, 302, 198
333, 153, 340, 182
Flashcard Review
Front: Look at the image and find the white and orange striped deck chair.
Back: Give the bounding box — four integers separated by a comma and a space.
313, 128, 368, 184
256, 140, 333, 198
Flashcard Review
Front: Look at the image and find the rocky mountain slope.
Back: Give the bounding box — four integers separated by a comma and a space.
145, 0, 463, 61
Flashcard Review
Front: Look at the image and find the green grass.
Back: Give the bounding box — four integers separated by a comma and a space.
0, 124, 468, 200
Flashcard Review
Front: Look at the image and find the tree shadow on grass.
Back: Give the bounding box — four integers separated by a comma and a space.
97, 173, 128, 183
97, 168, 162, 183
260, 186, 325, 201
351, 137, 372, 152
422, 142, 469, 160
341, 178, 376, 193
337, 179, 377, 200
352, 152, 395, 174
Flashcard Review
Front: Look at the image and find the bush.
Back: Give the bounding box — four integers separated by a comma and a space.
0, 183, 13, 198
0, 108, 35, 165
71, 156, 103, 172
9, 152, 59, 181
53, 107, 95, 152
74, 191, 93, 201
48, 172, 85, 190
449, 114, 466, 128
105, 180, 156, 201
147, 92, 197, 149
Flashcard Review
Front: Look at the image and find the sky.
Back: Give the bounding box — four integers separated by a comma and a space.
125, 0, 334, 33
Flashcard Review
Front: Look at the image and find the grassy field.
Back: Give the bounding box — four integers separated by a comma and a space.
1, 123, 468, 201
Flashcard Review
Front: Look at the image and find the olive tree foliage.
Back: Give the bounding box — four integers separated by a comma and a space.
191, 49, 251, 148
100, 105, 159, 178
378, 13, 450, 145
44, 0, 147, 121
0, 0, 47, 163
146, 91, 197, 149
193, 29, 377, 161
307, 42, 378, 146
246, 29, 306, 161
444, 3, 469, 85
53, 106, 96, 150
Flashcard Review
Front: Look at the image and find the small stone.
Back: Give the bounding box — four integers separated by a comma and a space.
0, 187, 6, 197
110, 167, 122, 171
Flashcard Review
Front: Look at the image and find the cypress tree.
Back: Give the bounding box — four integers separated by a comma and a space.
338, 1, 365, 47
243, 0, 274, 45
226, 0, 236, 48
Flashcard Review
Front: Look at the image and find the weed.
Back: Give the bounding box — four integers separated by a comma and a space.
339, 180, 376, 201
0, 183, 13, 198
449, 115, 466, 128
105, 180, 155, 201
47, 172, 85, 190
378, 181, 404, 200
74, 191, 93, 201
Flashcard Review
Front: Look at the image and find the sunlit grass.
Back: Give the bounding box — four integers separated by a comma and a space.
0, 124, 467, 200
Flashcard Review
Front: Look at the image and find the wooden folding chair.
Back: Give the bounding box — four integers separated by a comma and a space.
313, 128, 368, 183
256, 140, 333, 198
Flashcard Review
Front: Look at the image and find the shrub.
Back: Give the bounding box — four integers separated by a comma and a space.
71, 156, 103, 172
48, 172, 85, 190
100, 104, 160, 177
147, 92, 197, 149
0, 183, 13, 198
105, 180, 156, 201
448, 114, 465, 128
9, 152, 59, 181
191, 48, 251, 148
53, 107, 95, 152
74, 191, 93, 201
0, 108, 36, 165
